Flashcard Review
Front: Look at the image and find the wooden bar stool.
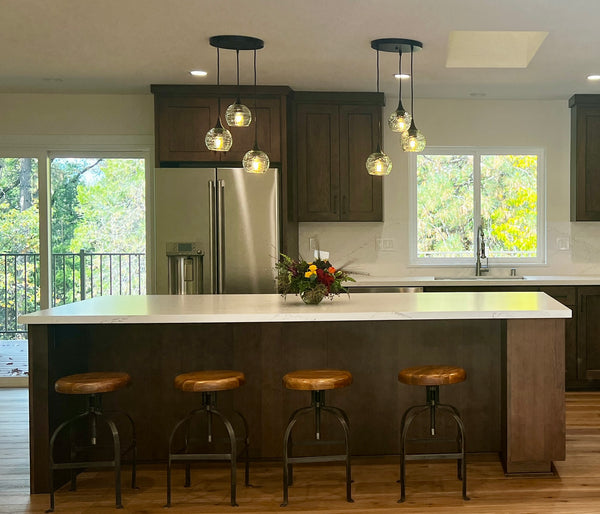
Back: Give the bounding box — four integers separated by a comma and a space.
47, 371, 136, 512
281, 369, 353, 506
166, 370, 249, 507
397, 365, 469, 502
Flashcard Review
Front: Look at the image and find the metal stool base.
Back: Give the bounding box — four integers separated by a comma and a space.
281, 390, 352, 506
399, 385, 469, 502
166, 391, 250, 507
46, 393, 137, 512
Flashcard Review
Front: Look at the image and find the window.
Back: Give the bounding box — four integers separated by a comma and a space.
410, 147, 545, 265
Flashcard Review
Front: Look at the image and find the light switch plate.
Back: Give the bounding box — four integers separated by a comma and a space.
376, 238, 394, 251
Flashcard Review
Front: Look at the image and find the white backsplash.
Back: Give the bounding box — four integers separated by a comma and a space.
298, 221, 600, 278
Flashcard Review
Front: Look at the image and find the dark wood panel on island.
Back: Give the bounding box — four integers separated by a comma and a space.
27, 309, 565, 492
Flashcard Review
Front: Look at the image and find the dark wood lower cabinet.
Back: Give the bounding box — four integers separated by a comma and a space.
577, 287, 600, 384
425, 285, 600, 390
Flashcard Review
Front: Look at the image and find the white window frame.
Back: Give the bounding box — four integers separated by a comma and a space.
408, 146, 546, 267
0, 135, 155, 305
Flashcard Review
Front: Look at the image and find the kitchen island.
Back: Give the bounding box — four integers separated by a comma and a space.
21, 292, 570, 493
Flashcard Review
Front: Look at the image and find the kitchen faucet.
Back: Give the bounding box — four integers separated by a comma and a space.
475, 225, 489, 276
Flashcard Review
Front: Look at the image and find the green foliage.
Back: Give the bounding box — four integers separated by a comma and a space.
0, 158, 39, 253
69, 159, 145, 253
417, 155, 473, 258
275, 254, 355, 301
416, 153, 538, 260
1, 157, 146, 336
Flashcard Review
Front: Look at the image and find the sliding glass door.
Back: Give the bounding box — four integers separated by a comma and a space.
0, 157, 40, 378
49, 157, 146, 305
0, 152, 148, 380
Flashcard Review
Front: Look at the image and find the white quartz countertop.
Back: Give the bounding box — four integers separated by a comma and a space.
19, 292, 571, 325
347, 275, 600, 287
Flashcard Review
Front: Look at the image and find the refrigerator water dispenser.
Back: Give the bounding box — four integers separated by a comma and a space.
167, 242, 204, 294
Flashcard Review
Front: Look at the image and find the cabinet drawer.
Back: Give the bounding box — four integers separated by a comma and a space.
540, 286, 576, 306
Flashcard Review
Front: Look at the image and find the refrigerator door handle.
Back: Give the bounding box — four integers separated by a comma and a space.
217, 179, 226, 293
209, 179, 217, 294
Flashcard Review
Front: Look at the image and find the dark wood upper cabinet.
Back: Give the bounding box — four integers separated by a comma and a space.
569, 95, 600, 221
294, 92, 384, 222
151, 85, 290, 167
296, 103, 340, 222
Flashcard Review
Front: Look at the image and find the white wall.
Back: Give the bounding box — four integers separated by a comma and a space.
1, 93, 599, 280
0, 94, 153, 135
299, 97, 600, 277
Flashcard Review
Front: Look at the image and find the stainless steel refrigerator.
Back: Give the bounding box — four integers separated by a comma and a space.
155, 167, 280, 294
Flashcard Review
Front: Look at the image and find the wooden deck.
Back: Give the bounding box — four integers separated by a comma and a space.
2, 388, 600, 513
0, 340, 28, 378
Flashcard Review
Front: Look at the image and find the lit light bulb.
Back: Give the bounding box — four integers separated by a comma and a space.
366, 149, 392, 176
225, 99, 252, 127
243, 146, 270, 174
401, 121, 426, 152
205, 118, 232, 152
388, 108, 412, 133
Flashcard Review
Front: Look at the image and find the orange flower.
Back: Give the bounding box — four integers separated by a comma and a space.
328, 266, 336, 274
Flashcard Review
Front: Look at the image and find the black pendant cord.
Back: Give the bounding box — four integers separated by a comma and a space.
253, 49, 259, 148
235, 49, 241, 102
376, 49, 382, 150
397, 50, 403, 110
410, 46, 414, 118
216, 47, 222, 122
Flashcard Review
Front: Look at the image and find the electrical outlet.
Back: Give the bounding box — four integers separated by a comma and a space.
556, 237, 570, 251
376, 238, 394, 251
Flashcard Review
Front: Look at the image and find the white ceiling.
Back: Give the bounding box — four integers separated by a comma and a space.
2, 0, 600, 100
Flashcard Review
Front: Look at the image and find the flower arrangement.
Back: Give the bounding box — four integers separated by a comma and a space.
275, 253, 355, 304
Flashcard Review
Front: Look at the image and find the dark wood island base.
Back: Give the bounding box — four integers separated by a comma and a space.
27, 312, 565, 493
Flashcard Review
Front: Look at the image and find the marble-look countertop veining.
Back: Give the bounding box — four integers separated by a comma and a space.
347, 275, 600, 287
19, 292, 571, 325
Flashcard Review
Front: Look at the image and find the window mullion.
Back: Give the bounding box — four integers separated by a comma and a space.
472, 153, 481, 262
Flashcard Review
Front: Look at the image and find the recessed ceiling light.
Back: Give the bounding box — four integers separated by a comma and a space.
587, 75, 600, 81
394, 73, 410, 79
190, 70, 207, 77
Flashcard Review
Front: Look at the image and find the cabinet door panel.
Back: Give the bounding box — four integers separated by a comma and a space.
339, 105, 382, 221
296, 104, 340, 221
571, 100, 600, 220
578, 287, 600, 380
223, 97, 281, 162
156, 96, 218, 162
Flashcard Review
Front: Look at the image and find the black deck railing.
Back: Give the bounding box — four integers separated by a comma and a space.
1, 251, 146, 337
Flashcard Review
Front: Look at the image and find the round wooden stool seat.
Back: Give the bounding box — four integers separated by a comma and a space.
398, 365, 466, 386
283, 369, 353, 391
174, 370, 245, 392
55, 372, 131, 395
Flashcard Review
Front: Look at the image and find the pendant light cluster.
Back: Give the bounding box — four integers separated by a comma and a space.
366, 38, 426, 176
205, 35, 269, 174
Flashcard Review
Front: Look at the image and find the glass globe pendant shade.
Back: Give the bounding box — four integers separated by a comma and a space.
205, 117, 232, 152
225, 97, 252, 127
243, 144, 270, 174
388, 106, 412, 133
366, 146, 392, 176
401, 121, 426, 152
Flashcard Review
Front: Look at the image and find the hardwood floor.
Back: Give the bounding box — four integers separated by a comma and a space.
3, 388, 600, 513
